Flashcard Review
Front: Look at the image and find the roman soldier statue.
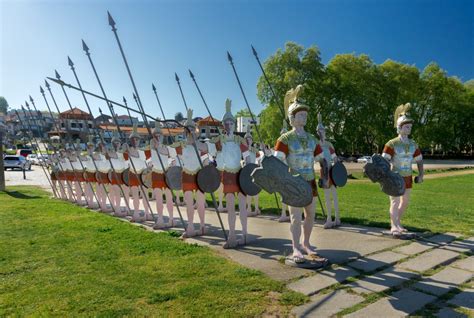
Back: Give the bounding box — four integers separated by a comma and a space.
170, 109, 207, 238
62, 145, 76, 203
124, 123, 153, 222
274, 85, 329, 267
84, 135, 99, 209
95, 136, 112, 212
212, 99, 249, 248
316, 114, 341, 229
149, 120, 175, 229
382, 103, 424, 236
69, 139, 86, 205
108, 131, 129, 216
244, 126, 262, 216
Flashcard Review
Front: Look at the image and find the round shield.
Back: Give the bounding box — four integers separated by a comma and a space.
330, 161, 348, 187
140, 167, 153, 189
165, 166, 182, 190
239, 163, 261, 196
197, 165, 221, 193
121, 168, 130, 186
95, 171, 102, 183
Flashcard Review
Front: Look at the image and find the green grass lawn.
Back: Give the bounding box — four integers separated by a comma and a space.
212, 174, 474, 236
0, 186, 304, 317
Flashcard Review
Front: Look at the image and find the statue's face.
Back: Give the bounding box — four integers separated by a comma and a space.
400, 123, 412, 136
130, 137, 139, 147
246, 137, 253, 146
224, 119, 234, 134
292, 111, 307, 128
113, 141, 121, 150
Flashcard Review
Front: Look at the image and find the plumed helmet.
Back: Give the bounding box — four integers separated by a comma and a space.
221, 98, 235, 123
129, 123, 141, 139
284, 85, 309, 118
394, 103, 414, 130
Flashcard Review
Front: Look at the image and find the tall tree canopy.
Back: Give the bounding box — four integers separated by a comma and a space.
256, 42, 473, 155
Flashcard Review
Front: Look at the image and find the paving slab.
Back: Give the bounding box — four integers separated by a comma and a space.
436, 307, 469, 318
411, 267, 473, 296
347, 267, 419, 294
452, 257, 474, 272
393, 241, 436, 255
344, 288, 436, 318
347, 250, 406, 273
424, 233, 459, 245
442, 237, 474, 253
448, 288, 474, 310
288, 266, 359, 296
291, 289, 364, 317
399, 248, 460, 272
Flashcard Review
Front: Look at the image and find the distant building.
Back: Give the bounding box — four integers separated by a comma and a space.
236, 116, 259, 133
48, 107, 94, 142
197, 116, 223, 140
116, 115, 139, 127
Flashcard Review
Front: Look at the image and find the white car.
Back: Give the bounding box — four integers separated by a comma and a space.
357, 156, 372, 164
4, 155, 32, 170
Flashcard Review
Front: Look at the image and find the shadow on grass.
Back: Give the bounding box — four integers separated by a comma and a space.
3, 190, 41, 200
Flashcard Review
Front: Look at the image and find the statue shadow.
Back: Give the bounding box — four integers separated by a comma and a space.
4, 190, 41, 200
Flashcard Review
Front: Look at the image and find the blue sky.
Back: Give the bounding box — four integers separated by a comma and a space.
1, 0, 472, 121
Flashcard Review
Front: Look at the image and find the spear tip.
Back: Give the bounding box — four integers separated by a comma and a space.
174, 72, 180, 82
45, 79, 50, 88
188, 69, 195, 79
132, 92, 137, 99
152, 83, 156, 91
67, 56, 74, 67
82, 39, 89, 53
40, 86, 44, 94
107, 11, 116, 28
99, 107, 103, 113
123, 96, 127, 103
251, 45, 258, 57
29, 95, 34, 102
55, 70, 61, 79
227, 51, 233, 62
25, 101, 29, 107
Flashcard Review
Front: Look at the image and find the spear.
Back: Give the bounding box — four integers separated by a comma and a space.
67, 56, 132, 214
174, 71, 228, 240
175, 73, 188, 112
251, 45, 289, 127
80, 39, 155, 219
39, 85, 74, 200
16, 106, 58, 197
189, 69, 281, 210
52, 71, 103, 207
28, 95, 66, 198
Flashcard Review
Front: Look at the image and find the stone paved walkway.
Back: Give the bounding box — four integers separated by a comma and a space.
113, 206, 473, 317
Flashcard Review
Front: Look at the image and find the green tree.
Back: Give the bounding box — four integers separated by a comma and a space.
256, 42, 325, 145
0, 96, 8, 114
235, 108, 251, 118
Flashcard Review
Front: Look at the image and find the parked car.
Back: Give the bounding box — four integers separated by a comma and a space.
27, 153, 50, 165
3, 155, 32, 170
16, 149, 33, 158
357, 156, 372, 164
27, 154, 38, 164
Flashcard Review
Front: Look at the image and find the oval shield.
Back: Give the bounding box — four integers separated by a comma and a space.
330, 161, 348, 187
121, 168, 130, 186
239, 163, 261, 196
165, 166, 182, 190
140, 167, 153, 189
197, 165, 221, 193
